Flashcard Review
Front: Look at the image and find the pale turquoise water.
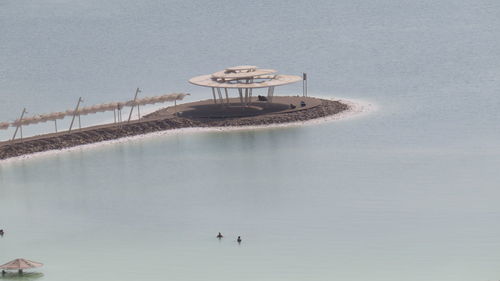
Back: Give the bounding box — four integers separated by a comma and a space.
1, 0, 500, 280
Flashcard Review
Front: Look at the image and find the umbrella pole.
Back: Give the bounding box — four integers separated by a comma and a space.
12, 108, 27, 141
127, 87, 141, 123
69, 97, 83, 133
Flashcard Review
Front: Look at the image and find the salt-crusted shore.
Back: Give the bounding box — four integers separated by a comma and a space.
0, 97, 368, 161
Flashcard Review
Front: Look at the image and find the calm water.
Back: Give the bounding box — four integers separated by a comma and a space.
1, 0, 500, 280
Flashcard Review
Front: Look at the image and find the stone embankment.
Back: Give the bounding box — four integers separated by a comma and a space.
0, 99, 347, 160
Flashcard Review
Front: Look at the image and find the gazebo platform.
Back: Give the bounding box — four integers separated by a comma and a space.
148, 96, 322, 119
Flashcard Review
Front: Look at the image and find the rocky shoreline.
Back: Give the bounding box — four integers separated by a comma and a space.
0, 98, 348, 160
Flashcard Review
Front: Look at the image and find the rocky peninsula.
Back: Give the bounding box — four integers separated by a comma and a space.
0, 97, 348, 160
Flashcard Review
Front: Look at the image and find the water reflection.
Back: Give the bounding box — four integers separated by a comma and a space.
0, 272, 44, 281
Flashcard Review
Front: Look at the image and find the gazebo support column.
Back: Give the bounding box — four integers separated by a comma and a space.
224, 88, 229, 104
216, 88, 224, 105
248, 78, 254, 104
244, 88, 249, 106
211, 88, 217, 104
238, 88, 244, 105
267, 86, 275, 102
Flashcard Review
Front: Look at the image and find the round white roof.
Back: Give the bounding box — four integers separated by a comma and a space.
189, 66, 302, 89
211, 69, 277, 80
225, 65, 257, 71
189, 74, 302, 89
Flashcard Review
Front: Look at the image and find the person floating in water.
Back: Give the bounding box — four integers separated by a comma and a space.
216, 232, 223, 239
237, 236, 242, 244
0, 229, 4, 236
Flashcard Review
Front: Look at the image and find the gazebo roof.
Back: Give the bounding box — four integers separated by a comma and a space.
211, 68, 277, 80
189, 66, 302, 89
225, 65, 257, 71
189, 74, 301, 89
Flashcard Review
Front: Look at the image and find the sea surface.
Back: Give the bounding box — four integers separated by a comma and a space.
1, 0, 500, 280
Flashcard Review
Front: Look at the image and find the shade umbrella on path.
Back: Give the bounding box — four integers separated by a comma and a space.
0, 258, 43, 274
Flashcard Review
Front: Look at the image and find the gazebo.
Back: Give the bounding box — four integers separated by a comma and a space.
189, 66, 302, 106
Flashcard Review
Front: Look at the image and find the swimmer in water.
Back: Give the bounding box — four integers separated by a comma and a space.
216, 232, 223, 239
0, 229, 4, 236
237, 236, 242, 244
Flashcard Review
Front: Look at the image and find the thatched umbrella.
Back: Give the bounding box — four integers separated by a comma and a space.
42, 112, 66, 133
65, 109, 76, 116
0, 258, 43, 274
21, 115, 45, 125
0, 122, 9, 130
